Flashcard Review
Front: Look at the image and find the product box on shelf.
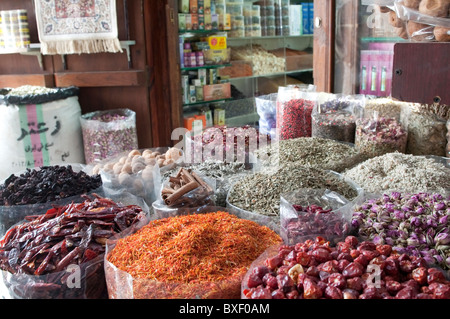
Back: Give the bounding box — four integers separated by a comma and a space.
359, 48, 393, 97
289, 5, 302, 35
214, 108, 226, 126
204, 35, 227, 50
179, 0, 189, 13
203, 82, 231, 101
190, 0, 198, 13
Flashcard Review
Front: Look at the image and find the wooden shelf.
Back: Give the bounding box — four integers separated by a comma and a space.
0, 73, 54, 88
54, 70, 147, 87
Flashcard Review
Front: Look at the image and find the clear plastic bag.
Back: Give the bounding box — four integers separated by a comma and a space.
280, 188, 353, 245
255, 93, 278, 139
276, 85, 317, 140
0, 192, 150, 299
354, 100, 409, 158
392, 1, 450, 42
0, 164, 103, 238
405, 103, 449, 156
311, 94, 365, 144
105, 206, 280, 299
80, 109, 139, 164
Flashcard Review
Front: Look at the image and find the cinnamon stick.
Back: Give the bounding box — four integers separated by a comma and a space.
164, 181, 199, 206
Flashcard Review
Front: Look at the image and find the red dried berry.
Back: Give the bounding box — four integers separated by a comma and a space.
286, 290, 299, 299
350, 249, 360, 259
265, 255, 283, 270
311, 247, 331, 263
342, 262, 364, 278
361, 249, 380, 261
386, 280, 403, 295
412, 267, 428, 285
303, 278, 323, 299
271, 289, 285, 299
433, 284, 450, 299
247, 273, 263, 288
344, 236, 359, 247
395, 286, 417, 299
427, 269, 447, 284
354, 254, 369, 267
342, 288, 359, 299
347, 277, 364, 292
277, 274, 294, 292
384, 259, 399, 276
337, 252, 353, 262
250, 286, 272, 299
376, 244, 392, 256
320, 260, 339, 273
416, 293, 433, 299
337, 259, 351, 272
399, 260, 415, 273
325, 286, 343, 299
252, 266, 271, 279
305, 266, 319, 278
296, 251, 311, 266
358, 241, 376, 251
328, 273, 346, 289
262, 273, 278, 290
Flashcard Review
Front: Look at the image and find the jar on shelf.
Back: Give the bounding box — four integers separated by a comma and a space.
231, 15, 245, 28
226, 3, 243, 16
229, 26, 245, 38
266, 25, 276, 36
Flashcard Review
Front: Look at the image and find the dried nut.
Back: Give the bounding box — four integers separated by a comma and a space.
132, 162, 146, 174
131, 155, 145, 166
403, 0, 421, 9
92, 164, 101, 175
142, 149, 153, 157
152, 151, 161, 157
163, 159, 174, 166
145, 157, 157, 166
113, 163, 123, 175
166, 147, 182, 161
434, 26, 450, 42
133, 179, 144, 192
128, 149, 141, 157
121, 163, 133, 174
157, 158, 165, 167
407, 21, 433, 41
119, 156, 128, 164
156, 154, 165, 160
142, 167, 154, 180
103, 162, 114, 171
418, 0, 449, 17
388, 11, 403, 28
118, 172, 132, 185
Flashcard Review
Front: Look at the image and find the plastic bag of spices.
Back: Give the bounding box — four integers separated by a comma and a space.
104, 206, 281, 299
279, 188, 352, 246
0, 85, 85, 181
80, 108, 139, 165
405, 103, 449, 157
276, 84, 317, 140
0, 164, 103, 238
0, 193, 149, 299
354, 101, 409, 158
311, 94, 365, 144
255, 93, 278, 139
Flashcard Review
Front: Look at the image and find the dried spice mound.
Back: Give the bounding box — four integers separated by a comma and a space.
0, 165, 102, 206
107, 211, 281, 283
227, 164, 359, 217
343, 153, 450, 194
255, 137, 365, 173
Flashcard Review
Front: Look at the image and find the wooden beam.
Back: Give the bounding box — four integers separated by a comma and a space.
54, 70, 147, 87
0, 73, 54, 88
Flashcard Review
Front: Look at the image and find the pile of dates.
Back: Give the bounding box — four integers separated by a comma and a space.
243, 235, 450, 299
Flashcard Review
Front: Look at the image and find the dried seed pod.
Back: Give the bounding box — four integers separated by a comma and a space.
418, 0, 449, 17
434, 26, 450, 42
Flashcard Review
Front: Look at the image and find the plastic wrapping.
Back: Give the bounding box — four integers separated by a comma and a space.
105, 206, 281, 299
80, 109, 138, 164
0, 89, 85, 180
255, 93, 277, 139
86, 147, 183, 207
405, 103, 449, 156
392, 1, 450, 42
0, 164, 103, 238
280, 189, 353, 246
311, 94, 365, 144
354, 99, 408, 158
275, 85, 318, 140
0, 193, 150, 299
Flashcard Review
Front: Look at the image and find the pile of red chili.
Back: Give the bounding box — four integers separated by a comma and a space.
107, 211, 281, 285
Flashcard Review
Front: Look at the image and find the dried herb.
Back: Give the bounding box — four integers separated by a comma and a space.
106, 211, 281, 298
343, 153, 450, 194
312, 113, 356, 143
0, 165, 102, 206
227, 164, 359, 218
255, 137, 366, 173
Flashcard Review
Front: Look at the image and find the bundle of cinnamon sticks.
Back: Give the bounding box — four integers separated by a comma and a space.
161, 168, 214, 207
